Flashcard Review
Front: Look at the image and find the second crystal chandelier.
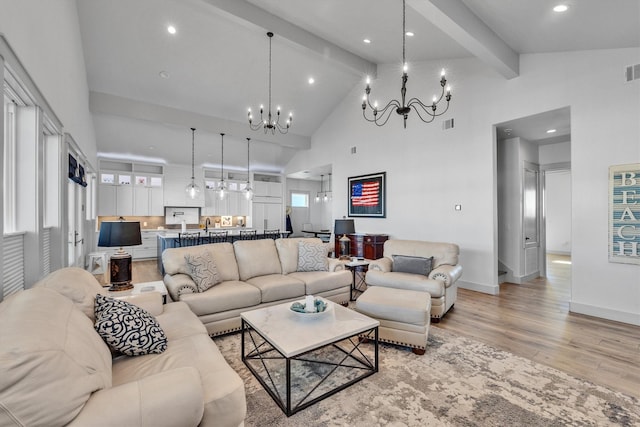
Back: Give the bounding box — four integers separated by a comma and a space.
248, 32, 293, 134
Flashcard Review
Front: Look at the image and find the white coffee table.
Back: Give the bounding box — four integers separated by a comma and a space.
241, 299, 379, 416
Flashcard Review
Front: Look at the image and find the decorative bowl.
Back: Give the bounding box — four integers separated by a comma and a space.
289, 299, 333, 318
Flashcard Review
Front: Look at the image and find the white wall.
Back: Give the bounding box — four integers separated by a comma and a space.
0, 0, 97, 166
545, 170, 572, 254
286, 48, 640, 325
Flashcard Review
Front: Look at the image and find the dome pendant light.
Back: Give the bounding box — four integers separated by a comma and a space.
185, 127, 200, 199
217, 133, 227, 200
244, 138, 254, 200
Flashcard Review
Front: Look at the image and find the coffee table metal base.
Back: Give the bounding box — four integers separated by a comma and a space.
241, 319, 378, 416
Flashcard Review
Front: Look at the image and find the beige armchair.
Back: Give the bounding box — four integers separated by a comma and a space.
365, 239, 463, 322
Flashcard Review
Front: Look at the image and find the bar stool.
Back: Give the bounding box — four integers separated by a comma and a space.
208, 230, 229, 243
262, 229, 280, 240
238, 230, 257, 240
175, 232, 201, 247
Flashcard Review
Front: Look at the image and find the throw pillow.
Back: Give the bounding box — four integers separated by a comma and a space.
392, 255, 434, 276
297, 241, 329, 272
94, 294, 167, 356
185, 251, 221, 292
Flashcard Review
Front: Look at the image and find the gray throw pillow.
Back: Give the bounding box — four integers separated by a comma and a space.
94, 294, 167, 356
297, 241, 329, 272
392, 255, 434, 276
185, 251, 221, 292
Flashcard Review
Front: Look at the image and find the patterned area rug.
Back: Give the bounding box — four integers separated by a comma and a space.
214, 327, 639, 426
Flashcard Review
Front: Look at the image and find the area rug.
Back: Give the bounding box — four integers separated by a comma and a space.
214, 327, 639, 426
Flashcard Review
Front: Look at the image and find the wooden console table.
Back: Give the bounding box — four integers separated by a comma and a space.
334, 233, 388, 260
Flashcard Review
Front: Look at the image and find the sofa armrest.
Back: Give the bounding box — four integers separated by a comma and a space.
369, 257, 392, 272
327, 258, 345, 272
116, 292, 163, 316
69, 367, 204, 427
163, 273, 198, 301
428, 264, 463, 288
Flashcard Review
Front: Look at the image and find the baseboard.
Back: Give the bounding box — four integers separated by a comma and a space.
570, 301, 640, 326
547, 250, 571, 256
458, 280, 499, 295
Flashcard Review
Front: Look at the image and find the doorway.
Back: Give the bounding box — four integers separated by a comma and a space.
495, 107, 571, 289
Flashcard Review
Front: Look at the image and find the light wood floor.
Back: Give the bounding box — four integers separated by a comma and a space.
132, 254, 640, 399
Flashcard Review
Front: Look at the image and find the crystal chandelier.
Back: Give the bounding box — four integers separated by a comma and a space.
217, 133, 227, 200
185, 127, 200, 199
362, 0, 452, 128
244, 138, 253, 200
248, 32, 293, 134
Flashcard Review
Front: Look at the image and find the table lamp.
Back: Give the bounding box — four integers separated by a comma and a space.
334, 219, 355, 260
98, 221, 142, 291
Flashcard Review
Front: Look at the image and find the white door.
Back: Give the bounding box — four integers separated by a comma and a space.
67, 181, 86, 267
523, 165, 540, 276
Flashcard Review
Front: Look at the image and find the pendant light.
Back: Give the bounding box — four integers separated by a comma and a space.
244, 138, 254, 200
217, 133, 227, 200
185, 127, 200, 199
315, 174, 324, 203
324, 172, 332, 202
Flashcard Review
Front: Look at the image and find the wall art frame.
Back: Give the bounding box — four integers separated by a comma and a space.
348, 172, 386, 218
609, 163, 640, 265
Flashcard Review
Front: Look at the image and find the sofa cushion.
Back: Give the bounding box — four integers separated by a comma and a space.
180, 280, 262, 316
289, 270, 352, 295
245, 274, 305, 303
0, 288, 112, 427
94, 294, 168, 356
366, 270, 446, 298
163, 243, 239, 282
392, 255, 433, 276
33, 266, 107, 321
234, 239, 282, 281
297, 240, 329, 272
275, 237, 325, 274
185, 251, 221, 292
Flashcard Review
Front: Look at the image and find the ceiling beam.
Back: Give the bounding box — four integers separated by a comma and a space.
201, 0, 377, 77
408, 0, 519, 79
89, 92, 311, 150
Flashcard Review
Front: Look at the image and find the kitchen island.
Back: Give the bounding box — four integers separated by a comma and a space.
156, 229, 291, 274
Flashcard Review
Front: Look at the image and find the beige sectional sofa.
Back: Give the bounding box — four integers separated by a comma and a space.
162, 237, 352, 336
0, 267, 246, 427
365, 239, 463, 321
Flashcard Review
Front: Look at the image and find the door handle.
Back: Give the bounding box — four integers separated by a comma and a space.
74, 231, 84, 247
525, 237, 530, 240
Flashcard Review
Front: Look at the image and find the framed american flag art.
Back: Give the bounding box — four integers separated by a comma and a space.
348, 172, 386, 218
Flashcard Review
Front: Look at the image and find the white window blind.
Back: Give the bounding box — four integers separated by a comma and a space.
3, 233, 25, 296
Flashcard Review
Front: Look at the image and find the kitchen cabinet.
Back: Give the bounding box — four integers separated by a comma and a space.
133, 185, 164, 216
115, 185, 133, 216
97, 185, 116, 216
253, 180, 282, 198
252, 202, 283, 230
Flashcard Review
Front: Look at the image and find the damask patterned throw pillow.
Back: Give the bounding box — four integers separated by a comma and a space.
185, 251, 221, 292
94, 294, 167, 356
297, 241, 329, 272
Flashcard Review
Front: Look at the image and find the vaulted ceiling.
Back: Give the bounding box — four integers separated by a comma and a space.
77, 0, 640, 174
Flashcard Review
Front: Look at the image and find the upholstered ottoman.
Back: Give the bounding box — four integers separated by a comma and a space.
355, 286, 431, 355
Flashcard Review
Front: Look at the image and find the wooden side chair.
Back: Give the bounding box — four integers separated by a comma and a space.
176, 232, 201, 247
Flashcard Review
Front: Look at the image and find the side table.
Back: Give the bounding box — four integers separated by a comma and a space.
108, 280, 168, 304
344, 260, 370, 301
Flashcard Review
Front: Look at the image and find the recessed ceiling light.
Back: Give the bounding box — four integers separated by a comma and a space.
167, 25, 176, 34
308, 77, 315, 85
553, 5, 568, 12
363, 38, 371, 44
546, 129, 557, 133
148, 145, 155, 150
159, 71, 170, 79
405, 31, 414, 37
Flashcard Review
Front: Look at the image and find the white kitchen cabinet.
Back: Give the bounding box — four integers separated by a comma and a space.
133, 186, 164, 216
97, 185, 116, 216
252, 202, 283, 230
253, 180, 283, 198
115, 186, 133, 217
